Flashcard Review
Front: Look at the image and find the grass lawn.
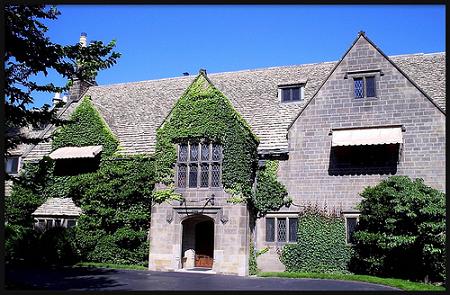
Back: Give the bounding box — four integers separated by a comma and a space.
75, 262, 147, 271
259, 272, 446, 291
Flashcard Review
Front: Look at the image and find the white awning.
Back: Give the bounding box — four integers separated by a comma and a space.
331, 127, 403, 147
49, 145, 103, 160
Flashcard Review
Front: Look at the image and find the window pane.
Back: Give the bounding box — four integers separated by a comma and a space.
200, 164, 209, 187
5, 157, 19, 174
67, 220, 76, 228
211, 163, 220, 187
201, 143, 209, 161
366, 77, 376, 97
266, 218, 275, 242
277, 218, 287, 242
178, 164, 187, 188
289, 218, 298, 242
189, 164, 198, 188
281, 88, 291, 101
38, 219, 45, 228
179, 144, 188, 162
291, 88, 300, 101
55, 219, 61, 227
354, 78, 364, 98
46, 220, 53, 230
212, 144, 222, 161
347, 217, 358, 243
190, 144, 199, 161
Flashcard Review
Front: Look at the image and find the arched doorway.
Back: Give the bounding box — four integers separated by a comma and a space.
181, 215, 214, 269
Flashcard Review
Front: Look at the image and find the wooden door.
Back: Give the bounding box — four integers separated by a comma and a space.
195, 254, 213, 268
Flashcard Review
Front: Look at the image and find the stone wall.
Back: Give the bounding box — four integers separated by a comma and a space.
148, 187, 250, 276
256, 35, 446, 272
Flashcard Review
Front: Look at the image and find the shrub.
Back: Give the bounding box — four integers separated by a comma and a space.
350, 176, 446, 283
281, 206, 353, 273
37, 227, 80, 265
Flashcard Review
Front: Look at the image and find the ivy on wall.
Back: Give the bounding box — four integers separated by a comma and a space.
154, 73, 259, 200
6, 96, 155, 266
281, 205, 353, 273
252, 160, 291, 217
52, 96, 119, 156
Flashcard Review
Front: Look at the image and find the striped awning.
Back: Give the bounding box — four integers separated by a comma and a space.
49, 145, 103, 160
331, 127, 403, 147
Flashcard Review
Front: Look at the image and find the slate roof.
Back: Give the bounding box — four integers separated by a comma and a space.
49, 145, 103, 159
21, 52, 445, 159
32, 198, 82, 217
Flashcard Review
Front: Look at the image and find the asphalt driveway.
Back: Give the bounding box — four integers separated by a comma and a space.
5, 266, 399, 291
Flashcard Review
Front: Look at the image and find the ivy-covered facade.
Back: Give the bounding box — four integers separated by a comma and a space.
9, 32, 445, 276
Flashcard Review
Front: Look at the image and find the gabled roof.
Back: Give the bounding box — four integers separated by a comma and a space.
21, 49, 445, 159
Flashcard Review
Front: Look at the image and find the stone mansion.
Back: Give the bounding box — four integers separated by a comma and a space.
6, 32, 445, 276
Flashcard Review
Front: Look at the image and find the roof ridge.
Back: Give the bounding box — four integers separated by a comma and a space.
89, 52, 442, 89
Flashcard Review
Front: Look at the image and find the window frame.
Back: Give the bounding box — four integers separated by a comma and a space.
353, 76, 377, 99
176, 141, 223, 189
265, 214, 299, 244
343, 213, 360, 245
278, 84, 305, 103
5, 156, 21, 175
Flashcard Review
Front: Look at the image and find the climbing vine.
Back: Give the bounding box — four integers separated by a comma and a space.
252, 160, 291, 217
6, 96, 157, 266
52, 96, 119, 156
154, 73, 259, 200
281, 204, 353, 273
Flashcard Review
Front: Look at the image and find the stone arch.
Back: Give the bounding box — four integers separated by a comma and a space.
181, 214, 215, 269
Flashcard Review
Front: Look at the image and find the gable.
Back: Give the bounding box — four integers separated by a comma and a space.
287, 33, 445, 132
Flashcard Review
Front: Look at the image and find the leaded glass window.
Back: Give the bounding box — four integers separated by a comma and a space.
354, 76, 376, 99
189, 164, 198, 188
277, 218, 287, 242
265, 216, 298, 243
212, 144, 222, 161
211, 163, 220, 187
289, 218, 298, 242
176, 141, 222, 188
178, 164, 187, 187
354, 78, 364, 98
190, 143, 199, 161
200, 164, 209, 187
266, 218, 275, 242
201, 143, 209, 161
179, 144, 188, 162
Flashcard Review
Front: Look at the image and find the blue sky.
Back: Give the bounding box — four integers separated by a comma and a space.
30, 5, 445, 108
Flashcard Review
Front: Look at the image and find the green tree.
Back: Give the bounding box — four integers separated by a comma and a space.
350, 176, 446, 283
4, 4, 120, 155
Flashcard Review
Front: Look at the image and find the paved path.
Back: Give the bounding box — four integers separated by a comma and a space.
6, 266, 399, 291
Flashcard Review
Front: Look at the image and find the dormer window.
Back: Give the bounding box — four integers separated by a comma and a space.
278, 84, 305, 102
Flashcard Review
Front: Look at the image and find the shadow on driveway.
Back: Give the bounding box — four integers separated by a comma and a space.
5, 265, 399, 291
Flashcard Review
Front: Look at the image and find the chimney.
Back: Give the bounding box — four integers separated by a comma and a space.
80, 32, 87, 47
199, 68, 207, 76
52, 92, 64, 108
69, 32, 96, 102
